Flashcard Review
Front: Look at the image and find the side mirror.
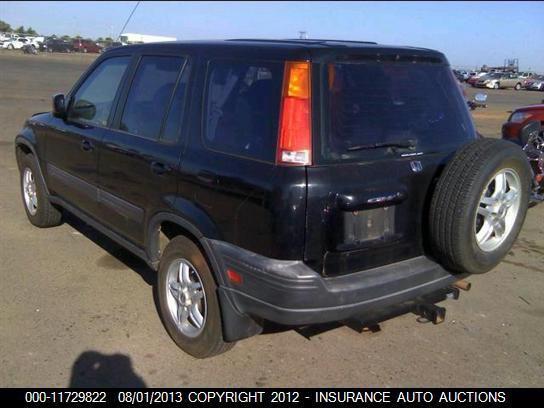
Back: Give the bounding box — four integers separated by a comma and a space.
474, 93, 487, 103
52, 93, 67, 118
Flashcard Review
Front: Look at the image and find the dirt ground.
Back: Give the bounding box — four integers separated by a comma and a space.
1, 50, 543, 388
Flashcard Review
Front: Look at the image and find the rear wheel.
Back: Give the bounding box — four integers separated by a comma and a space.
429, 139, 531, 274
493, 82, 500, 89
514, 83, 521, 90
157, 236, 234, 358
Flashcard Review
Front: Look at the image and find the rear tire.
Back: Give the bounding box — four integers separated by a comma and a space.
19, 153, 62, 228
429, 139, 531, 274
493, 82, 500, 89
157, 236, 234, 358
514, 83, 521, 91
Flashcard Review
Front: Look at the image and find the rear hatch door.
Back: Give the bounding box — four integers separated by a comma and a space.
305, 54, 477, 276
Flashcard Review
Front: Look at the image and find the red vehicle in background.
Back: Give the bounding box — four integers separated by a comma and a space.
502, 103, 544, 143
467, 72, 488, 87
502, 103, 544, 201
72, 39, 102, 53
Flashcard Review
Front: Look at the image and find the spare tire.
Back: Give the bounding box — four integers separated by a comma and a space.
429, 138, 531, 274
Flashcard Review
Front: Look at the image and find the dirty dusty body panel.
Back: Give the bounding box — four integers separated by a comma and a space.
16, 40, 473, 339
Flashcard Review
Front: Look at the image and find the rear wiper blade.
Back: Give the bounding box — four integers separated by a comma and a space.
346, 138, 417, 151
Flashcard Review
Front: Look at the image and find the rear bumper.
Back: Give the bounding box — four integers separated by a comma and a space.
210, 240, 464, 327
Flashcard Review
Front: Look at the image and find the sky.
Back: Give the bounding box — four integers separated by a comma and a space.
2, 1, 544, 71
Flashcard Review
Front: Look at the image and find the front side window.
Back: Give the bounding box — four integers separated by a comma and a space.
120, 56, 185, 140
204, 60, 283, 162
68, 56, 130, 126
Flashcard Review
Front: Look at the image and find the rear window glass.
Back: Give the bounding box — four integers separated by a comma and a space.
203, 60, 283, 162
321, 62, 475, 163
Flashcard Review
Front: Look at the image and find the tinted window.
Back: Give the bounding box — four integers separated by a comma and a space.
322, 62, 475, 163
161, 61, 190, 143
120, 56, 185, 139
68, 56, 130, 126
204, 60, 283, 162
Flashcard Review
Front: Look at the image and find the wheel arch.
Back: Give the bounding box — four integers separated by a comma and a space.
15, 135, 50, 196
146, 212, 225, 285
147, 211, 262, 342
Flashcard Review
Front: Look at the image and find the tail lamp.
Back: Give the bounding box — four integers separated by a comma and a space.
276, 61, 312, 166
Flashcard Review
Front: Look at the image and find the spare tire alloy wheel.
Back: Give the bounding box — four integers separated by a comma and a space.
475, 169, 521, 252
429, 139, 531, 274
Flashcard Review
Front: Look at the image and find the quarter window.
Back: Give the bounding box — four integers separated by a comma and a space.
204, 60, 283, 162
68, 56, 131, 126
120, 56, 185, 140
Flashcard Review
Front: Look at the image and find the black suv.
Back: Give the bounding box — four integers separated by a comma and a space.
15, 39, 532, 358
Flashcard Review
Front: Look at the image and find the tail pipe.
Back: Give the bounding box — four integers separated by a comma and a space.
453, 279, 472, 291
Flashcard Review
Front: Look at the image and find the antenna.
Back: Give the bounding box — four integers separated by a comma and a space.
298, 31, 308, 40
117, 1, 141, 41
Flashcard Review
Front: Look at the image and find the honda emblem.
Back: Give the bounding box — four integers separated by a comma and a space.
410, 161, 423, 173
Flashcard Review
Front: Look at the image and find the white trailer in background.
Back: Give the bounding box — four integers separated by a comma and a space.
119, 33, 177, 44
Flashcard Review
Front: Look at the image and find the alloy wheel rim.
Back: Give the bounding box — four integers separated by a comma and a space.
22, 167, 38, 216
165, 258, 207, 337
474, 168, 521, 252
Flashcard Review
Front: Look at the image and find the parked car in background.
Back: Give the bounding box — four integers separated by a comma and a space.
524, 75, 544, 91
467, 72, 488, 87
2, 37, 29, 49
453, 70, 465, 82
27, 36, 45, 49
518, 72, 535, 80
475, 72, 523, 90
72, 39, 102, 53
43, 39, 74, 53
101, 41, 124, 53
502, 103, 544, 143
453, 70, 471, 82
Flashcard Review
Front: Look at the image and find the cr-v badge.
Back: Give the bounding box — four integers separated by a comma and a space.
410, 160, 423, 173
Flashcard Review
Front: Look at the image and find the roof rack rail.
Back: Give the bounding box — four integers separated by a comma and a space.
285, 38, 378, 45
226, 38, 378, 46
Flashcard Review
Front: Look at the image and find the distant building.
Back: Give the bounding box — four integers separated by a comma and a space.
119, 33, 177, 44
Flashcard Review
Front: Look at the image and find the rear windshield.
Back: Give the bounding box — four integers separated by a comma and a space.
320, 62, 476, 163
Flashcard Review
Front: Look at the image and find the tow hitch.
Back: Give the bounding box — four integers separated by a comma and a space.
411, 280, 470, 324
413, 303, 446, 324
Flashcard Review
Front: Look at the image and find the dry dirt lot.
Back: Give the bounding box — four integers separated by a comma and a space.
1, 51, 543, 387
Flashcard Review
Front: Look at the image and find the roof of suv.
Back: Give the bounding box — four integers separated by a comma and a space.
107, 39, 448, 63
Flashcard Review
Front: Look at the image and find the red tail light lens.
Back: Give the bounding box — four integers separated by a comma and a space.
277, 61, 312, 166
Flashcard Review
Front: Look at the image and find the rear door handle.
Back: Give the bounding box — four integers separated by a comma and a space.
81, 139, 94, 152
150, 161, 170, 175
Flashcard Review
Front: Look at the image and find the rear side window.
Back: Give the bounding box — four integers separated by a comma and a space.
204, 60, 283, 162
120, 56, 185, 140
68, 56, 130, 127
